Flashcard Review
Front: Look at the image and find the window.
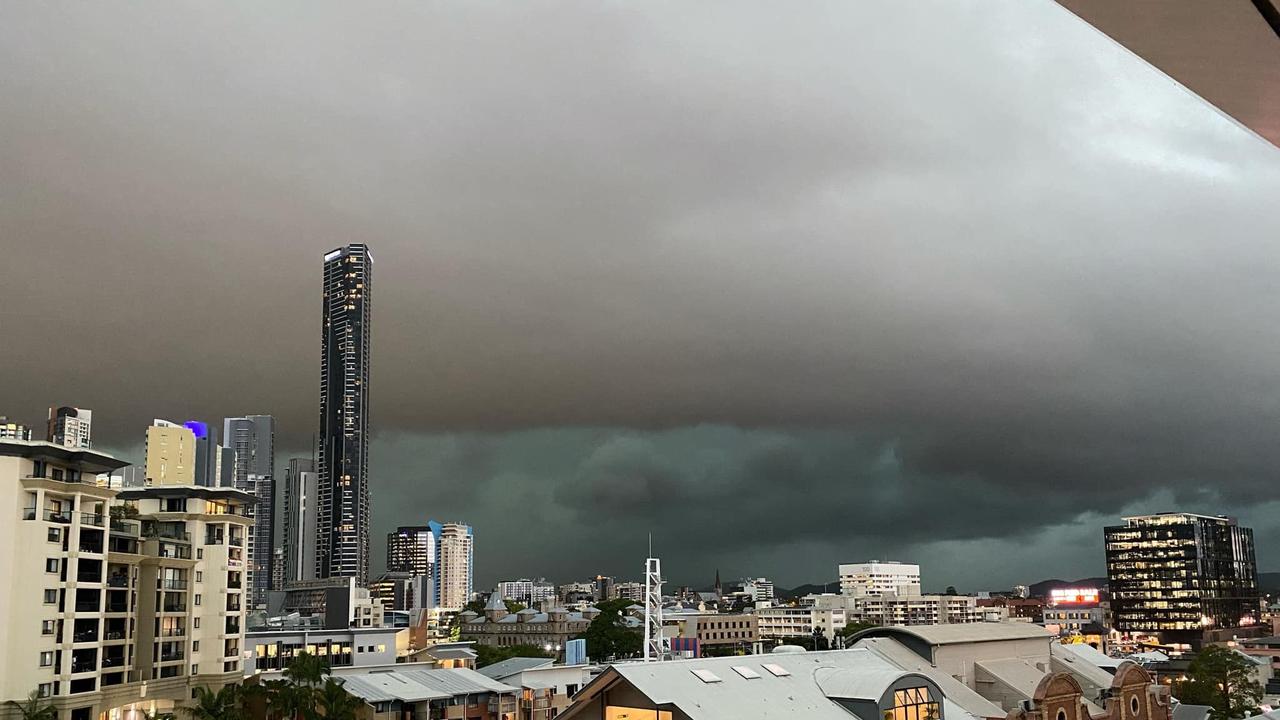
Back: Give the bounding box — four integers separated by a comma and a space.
37, 684, 52, 699
195, 571, 202, 582
193, 641, 200, 652
196, 549, 203, 560
193, 618, 200, 629
41, 620, 55, 635
1057, 711, 1067, 720
886, 687, 941, 720
1131, 697, 1140, 716
192, 665, 198, 675
376, 644, 386, 653
47, 528, 60, 542
194, 595, 201, 606
45, 559, 59, 573
40, 651, 54, 667
43, 589, 57, 604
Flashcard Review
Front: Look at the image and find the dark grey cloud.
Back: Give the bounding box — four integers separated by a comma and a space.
4, 1, 1280, 588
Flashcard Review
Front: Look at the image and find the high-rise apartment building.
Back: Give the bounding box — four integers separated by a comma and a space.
0, 416, 32, 440
318, 244, 373, 585
280, 458, 319, 586
0, 438, 248, 717
431, 521, 473, 611
222, 415, 274, 608
839, 561, 921, 597
1105, 512, 1261, 646
47, 407, 92, 449
144, 420, 196, 485
496, 578, 556, 607
387, 526, 435, 577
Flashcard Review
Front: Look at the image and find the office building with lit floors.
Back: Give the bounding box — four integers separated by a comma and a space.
1105, 512, 1262, 648
223, 415, 274, 609
0, 439, 248, 720
318, 244, 373, 585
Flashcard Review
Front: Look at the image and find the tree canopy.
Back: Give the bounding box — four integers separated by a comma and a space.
475, 643, 555, 668
579, 599, 642, 660
1173, 645, 1263, 720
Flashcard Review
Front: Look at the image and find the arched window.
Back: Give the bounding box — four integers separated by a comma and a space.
1057, 709, 1067, 720
885, 687, 941, 720
1130, 697, 1140, 716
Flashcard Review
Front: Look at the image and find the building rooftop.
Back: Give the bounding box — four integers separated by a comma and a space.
564, 647, 984, 720
0, 438, 129, 473
475, 657, 555, 680
338, 666, 515, 704
852, 622, 1053, 647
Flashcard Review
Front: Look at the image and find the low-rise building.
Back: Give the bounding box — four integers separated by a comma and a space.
477, 658, 591, 719
460, 594, 597, 658
329, 665, 518, 720
246, 626, 404, 674
670, 613, 760, 654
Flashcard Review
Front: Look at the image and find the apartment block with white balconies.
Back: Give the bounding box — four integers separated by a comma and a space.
0, 439, 248, 720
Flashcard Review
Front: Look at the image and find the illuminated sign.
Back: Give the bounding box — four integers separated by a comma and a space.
1049, 588, 1099, 606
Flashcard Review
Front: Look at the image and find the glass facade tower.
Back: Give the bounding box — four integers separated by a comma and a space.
318, 244, 372, 585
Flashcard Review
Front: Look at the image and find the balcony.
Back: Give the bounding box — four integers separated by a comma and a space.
105, 602, 130, 613
73, 629, 99, 643
27, 508, 73, 523
71, 661, 97, 674
229, 535, 245, 547
161, 626, 186, 638
161, 602, 188, 613
227, 578, 242, 589
159, 579, 189, 591
104, 630, 128, 642
110, 519, 140, 536
77, 571, 103, 583
101, 656, 125, 669
106, 574, 129, 588
74, 602, 100, 613
159, 651, 185, 663
224, 619, 241, 635
157, 544, 192, 560
80, 513, 105, 527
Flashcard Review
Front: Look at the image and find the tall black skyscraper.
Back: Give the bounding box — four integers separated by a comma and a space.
1105, 512, 1260, 647
224, 414, 275, 608
318, 244, 373, 584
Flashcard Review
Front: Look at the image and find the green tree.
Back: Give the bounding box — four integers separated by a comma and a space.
181, 685, 244, 720
1173, 645, 1263, 720
317, 679, 363, 720
579, 600, 642, 660
7, 691, 57, 720
503, 600, 527, 613
282, 652, 329, 688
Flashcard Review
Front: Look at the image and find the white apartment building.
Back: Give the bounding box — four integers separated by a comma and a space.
47, 407, 92, 449
436, 522, 473, 611
0, 440, 248, 720
497, 578, 556, 606
838, 561, 921, 596
615, 582, 645, 603
740, 577, 775, 602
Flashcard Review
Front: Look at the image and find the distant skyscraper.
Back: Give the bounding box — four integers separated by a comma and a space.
47, 406, 92, 448
0, 416, 32, 441
431, 521, 473, 611
1105, 512, 1261, 646
317, 244, 373, 584
281, 458, 319, 586
224, 415, 275, 608
387, 526, 435, 577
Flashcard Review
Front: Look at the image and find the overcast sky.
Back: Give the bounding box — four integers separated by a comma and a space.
3, 1, 1280, 590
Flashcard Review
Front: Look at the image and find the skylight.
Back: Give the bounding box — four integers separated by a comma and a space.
691, 669, 722, 683
732, 666, 761, 679
761, 663, 791, 677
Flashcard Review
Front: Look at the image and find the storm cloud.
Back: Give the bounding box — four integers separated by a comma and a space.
3, 1, 1280, 588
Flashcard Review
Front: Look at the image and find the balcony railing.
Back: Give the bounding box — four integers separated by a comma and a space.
77, 572, 103, 583
161, 603, 187, 613
148, 528, 191, 542
104, 630, 128, 641
159, 579, 189, 591
102, 656, 125, 669
224, 620, 241, 635
159, 652, 185, 663
29, 508, 73, 523
105, 602, 129, 613
80, 513, 105, 527
229, 535, 245, 547
161, 626, 186, 638
73, 630, 99, 643
106, 575, 129, 588
157, 545, 192, 560
74, 602, 100, 612
71, 662, 97, 674
110, 519, 140, 536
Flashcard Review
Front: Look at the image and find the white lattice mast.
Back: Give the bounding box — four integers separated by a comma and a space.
643, 534, 666, 662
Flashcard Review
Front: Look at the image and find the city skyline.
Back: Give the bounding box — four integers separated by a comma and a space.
5, 1, 1280, 590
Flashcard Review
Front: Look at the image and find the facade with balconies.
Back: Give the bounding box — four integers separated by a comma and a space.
0, 439, 249, 720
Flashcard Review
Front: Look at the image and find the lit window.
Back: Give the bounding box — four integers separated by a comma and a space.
40, 651, 54, 667
886, 687, 940, 720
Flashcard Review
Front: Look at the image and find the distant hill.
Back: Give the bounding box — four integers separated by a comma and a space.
774, 582, 838, 600
1028, 577, 1109, 597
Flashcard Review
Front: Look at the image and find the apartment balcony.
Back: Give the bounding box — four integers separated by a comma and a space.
73, 629, 99, 643
160, 626, 187, 638
229, 535, 245, 547
105, 601, 130, 613
158, 651, 186, 663
161, 602, 188, 613
156, 544, 192, 560
110, 519, 140, 536
224, 619, 241, 635
77, 571, 104, 584
80, 513, 105, 528
70, 661, 98, 675
74, 601, 101, 613
101, 655, 125, 669
103, 630, 129, 643
106, 574, 129, 588
26, 508, 73, 523
159, 579, 189, 591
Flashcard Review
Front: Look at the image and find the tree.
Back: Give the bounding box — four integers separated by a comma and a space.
317, 680, 363, 720
181, 685, 244, 720
944, 586, 958, 596
503, 599, 527, 613
475, 643, 554, 668
8, 691, 57, 720
282, 652, 329, 688
579, 600, 643, 660
1173, 645, 1263, 720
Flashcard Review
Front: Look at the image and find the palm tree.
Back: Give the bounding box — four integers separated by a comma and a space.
282, 652, 329, 688
8, 691, 57, 720
262, 680, 310, 720
317, 679, 363, 720
181, 685, 243, 720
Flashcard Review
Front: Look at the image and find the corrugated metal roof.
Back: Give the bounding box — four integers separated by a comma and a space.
476, 657, 555, 680
337, 667, 517, 703
857, 637, 1007, 719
